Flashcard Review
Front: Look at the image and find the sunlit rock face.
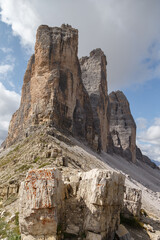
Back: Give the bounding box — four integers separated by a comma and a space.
109, 91, 136, 162
80, 49, 109, 152
5, 24, 95, 148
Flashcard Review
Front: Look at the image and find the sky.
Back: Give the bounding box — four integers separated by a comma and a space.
0, 0, 160, 163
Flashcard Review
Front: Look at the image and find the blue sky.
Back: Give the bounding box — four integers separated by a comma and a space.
0, 21, 28, 92
0, 0, 160, 162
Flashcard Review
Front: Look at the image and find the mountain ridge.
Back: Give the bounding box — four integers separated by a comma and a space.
2, 24, 156, 169
0, 24, 160, 240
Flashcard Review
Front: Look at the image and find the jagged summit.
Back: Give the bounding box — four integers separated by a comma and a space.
80, 49, 109, 151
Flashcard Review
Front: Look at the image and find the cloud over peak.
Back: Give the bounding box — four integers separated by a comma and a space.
0, 82, 20, 144
0, 0, 160, 90
137, 118, 160, 162
0, 64, 13, 75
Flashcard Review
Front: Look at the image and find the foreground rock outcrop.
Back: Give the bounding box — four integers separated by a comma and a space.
109, 91, 136, 162
19, 168, 125, 240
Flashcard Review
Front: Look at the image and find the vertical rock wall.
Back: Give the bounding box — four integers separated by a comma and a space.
109, 91, 136, 162
80, 49, 109, 152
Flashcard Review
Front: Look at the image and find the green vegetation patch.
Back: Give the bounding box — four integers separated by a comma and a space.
0, 157, 14, 168
16, 164, 32, 172
0, 217, 21, 239
7, 145, 20, 157
38, 162, 50, 168
33, 156, 40, 163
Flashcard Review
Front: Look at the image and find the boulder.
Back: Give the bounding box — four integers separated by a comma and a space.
64, 169, 125, 239
19, 168, 125, 240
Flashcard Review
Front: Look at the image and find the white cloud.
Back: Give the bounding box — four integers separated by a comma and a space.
0, 0, 160, 90
0, 82, 20, 144
0, 0, 160, 159
136, 118, 147, 130
8, 80, 15, 88
0, 48, 15, 80
137, 118, 160, 162
154, 118, 160, 125
0, 64, 13, 75
0, 47, 13, 53
138, 119, 160, 145
137, 142, 160, 163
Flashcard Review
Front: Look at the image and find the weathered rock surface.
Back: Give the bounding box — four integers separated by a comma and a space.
5, 24, 95, 148
123, 187, 142, 218
64, 169, 125, 240
0, 182, 19, 200
19, 168, 64, 240
109, 91, 136, 162
80, 49, 109, 152
19, 168, 125, 240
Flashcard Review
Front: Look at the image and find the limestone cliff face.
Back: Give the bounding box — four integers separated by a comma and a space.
80, 49, 109, 152
109, 91, 136, 162
5, 24, 94, 147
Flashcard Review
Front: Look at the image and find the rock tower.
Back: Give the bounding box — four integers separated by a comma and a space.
4, 24, 136, 162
